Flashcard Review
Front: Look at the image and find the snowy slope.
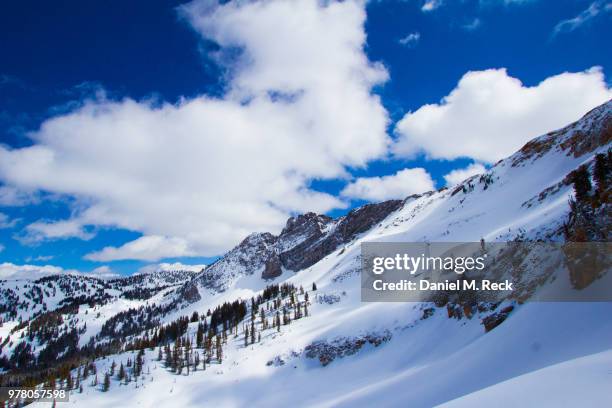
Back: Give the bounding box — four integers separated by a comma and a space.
10, 100, 612, 407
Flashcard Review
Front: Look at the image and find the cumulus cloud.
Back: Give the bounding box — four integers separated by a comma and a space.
0, 262, 120, 280
393, 67, 612, 163
17, 219, 94, 245
341, 168, 435, 202
85, 235, 196, 262
552, 1, 611, 37
443, 163, 487, 187
399, 32, 420, 47
0, 262, 68, 280
0, 0, 390, 260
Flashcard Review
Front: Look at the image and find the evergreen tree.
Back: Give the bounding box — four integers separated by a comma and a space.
196, 323, 204, 348
572, 165, 592, 201
102, 373, 110, 392
312, 282, 317, 291
593, 152, 610, 195
117, 363, 126, 381
216, 336, 223, 362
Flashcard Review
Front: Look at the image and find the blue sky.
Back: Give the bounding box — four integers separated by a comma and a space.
0, 0, 610, 275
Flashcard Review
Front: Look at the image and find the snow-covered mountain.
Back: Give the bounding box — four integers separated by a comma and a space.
1, 100, 610, 407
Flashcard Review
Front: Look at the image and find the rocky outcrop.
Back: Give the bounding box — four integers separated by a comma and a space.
261, 254, 283, 280
482, 305, 514, 332
280, 200, 403, 272
304, 331, 392, 366
276, 212, 333, 253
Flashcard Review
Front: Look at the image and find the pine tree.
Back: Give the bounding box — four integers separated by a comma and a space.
196, 323, 204, 348
102, 373, 110, 392
244, 326, 249, 347
593, 152, 610, 195
158, 347, 163, 361
312, 282, 317, 291
216, 335, 223, 362
572, 165, 592, 201
250, 321, 255, 344
118, 363, 126, 381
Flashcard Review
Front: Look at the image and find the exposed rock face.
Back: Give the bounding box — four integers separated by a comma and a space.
195, 232, 278, 292
304, 331, 392, 366
261, 254, 283, 280
277, 212, 333, 252
178, 281, 201, 303
280, 200, 403, 272
482, 306, 514, 332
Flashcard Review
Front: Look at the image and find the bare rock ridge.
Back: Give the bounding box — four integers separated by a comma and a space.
192, 200, 403, 293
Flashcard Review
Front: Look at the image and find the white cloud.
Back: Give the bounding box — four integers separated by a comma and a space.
0, 186, 38, 206
0, 212, 19, 229
85, 235, 196, 262
341, 168, 435, 202
0, 262, 68, 280
137, 262, 207, 275
421, 0, 443, 12
0, 0, 390, 260
552, 1, 611, 37
393, 67, 612, 163
443, 163, 487, 187
0, 262, 119, 280
399, 32, 420, 47
17, 219, 94, 245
